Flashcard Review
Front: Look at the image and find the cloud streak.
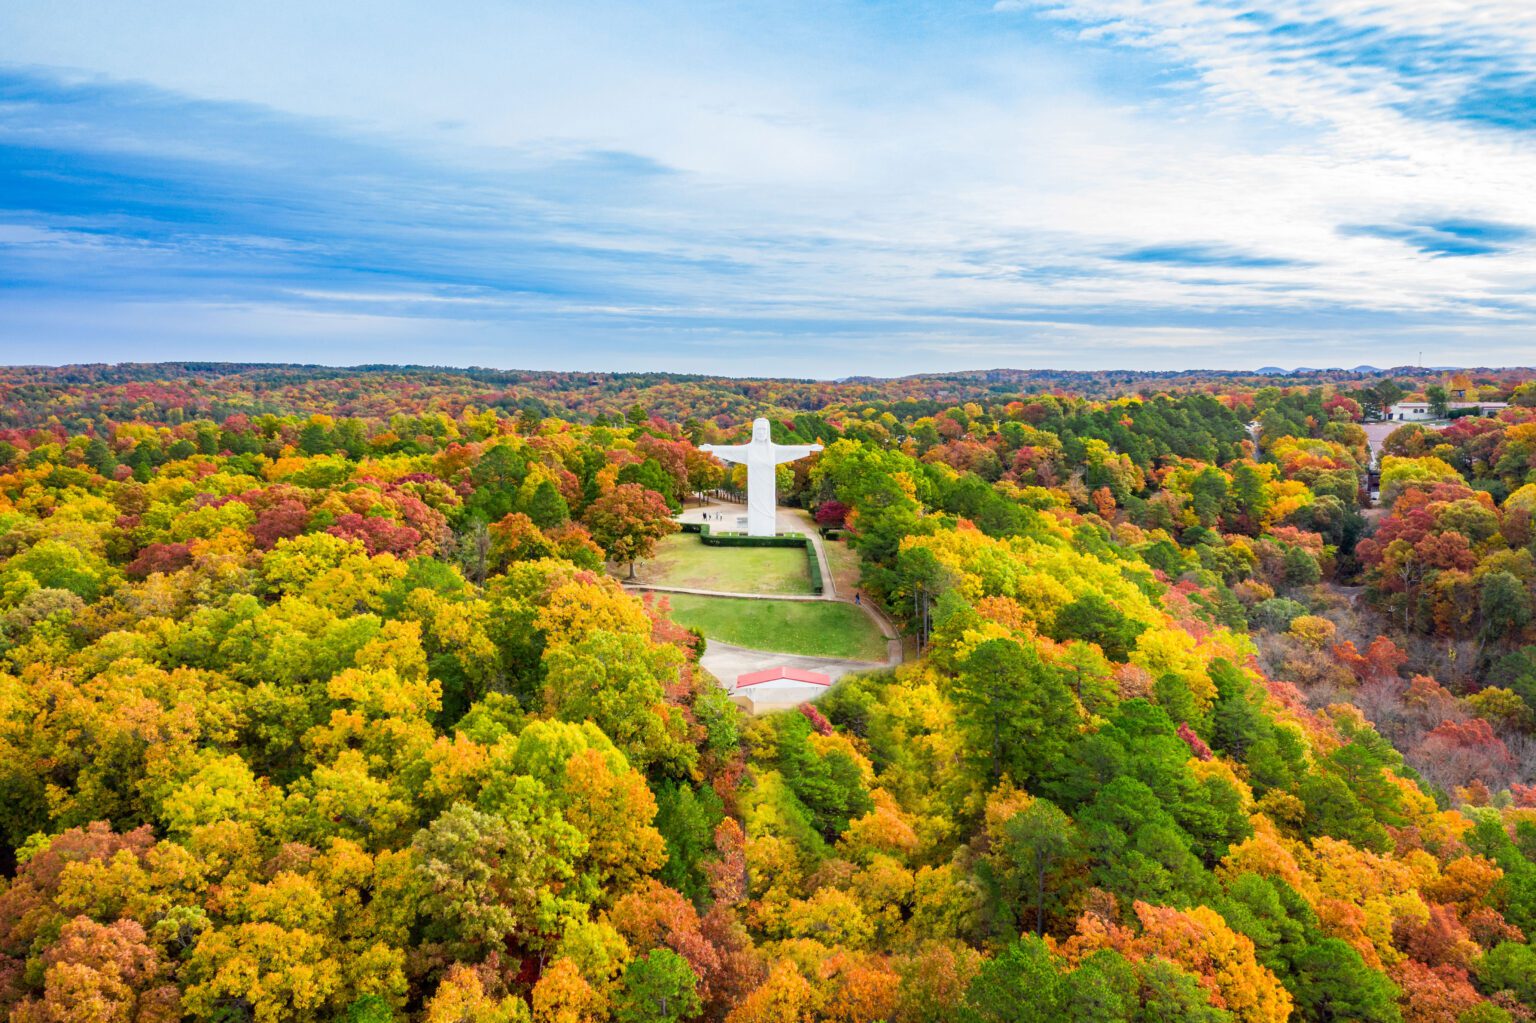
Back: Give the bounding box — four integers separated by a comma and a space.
2, 2, 1536, 374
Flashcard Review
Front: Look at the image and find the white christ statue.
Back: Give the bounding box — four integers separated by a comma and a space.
700, 418, 823, 537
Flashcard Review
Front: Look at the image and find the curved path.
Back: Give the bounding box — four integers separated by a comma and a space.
626, 582, 823, 602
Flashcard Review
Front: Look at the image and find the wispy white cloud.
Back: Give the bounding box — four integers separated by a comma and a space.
2, 2, 1536, 372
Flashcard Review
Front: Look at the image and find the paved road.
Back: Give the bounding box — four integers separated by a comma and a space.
1361, 420, 1401, 468
700, 640, 887, 685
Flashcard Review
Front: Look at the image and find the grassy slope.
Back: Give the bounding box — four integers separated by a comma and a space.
822, 536, 863, 597
662, 593, 888, 661
633, 534, 812, 595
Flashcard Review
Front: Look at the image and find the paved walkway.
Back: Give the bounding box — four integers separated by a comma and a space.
627, 582, 824, 601
699, 640, 886, 685
1361, 420, 1400, 469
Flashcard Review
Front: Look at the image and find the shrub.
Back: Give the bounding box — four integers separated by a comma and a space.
1250, 597, 1308, 632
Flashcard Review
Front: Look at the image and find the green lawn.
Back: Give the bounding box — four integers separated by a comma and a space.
822, 536, 863, 597
661, 594, 888, 661
632, 533, 812, 595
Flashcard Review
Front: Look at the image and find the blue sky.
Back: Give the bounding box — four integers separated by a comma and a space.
3, 1, 1536, 376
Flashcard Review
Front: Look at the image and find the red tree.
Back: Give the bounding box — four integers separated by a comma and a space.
125, 542, 193, 579
815, 500, 849, 528
583, 483, 678, 578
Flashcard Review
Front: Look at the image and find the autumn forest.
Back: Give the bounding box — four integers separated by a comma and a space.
4, 362, 1536, 1023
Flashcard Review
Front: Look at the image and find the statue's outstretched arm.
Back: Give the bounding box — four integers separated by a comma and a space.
771, 443, 824, 464
699, 444, 750, 465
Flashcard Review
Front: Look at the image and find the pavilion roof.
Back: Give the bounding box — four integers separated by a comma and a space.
736, 666, 832, 688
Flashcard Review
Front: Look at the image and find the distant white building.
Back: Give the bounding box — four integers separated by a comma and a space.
1388, 402, 1433, 421
1387, 401, 1507, 422
730, 666, 832, 714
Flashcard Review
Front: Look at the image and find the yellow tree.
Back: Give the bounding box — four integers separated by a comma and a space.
1130, 901, 1293, 1023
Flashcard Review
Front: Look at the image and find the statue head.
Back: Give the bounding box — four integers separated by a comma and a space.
752, 417, 771, 443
